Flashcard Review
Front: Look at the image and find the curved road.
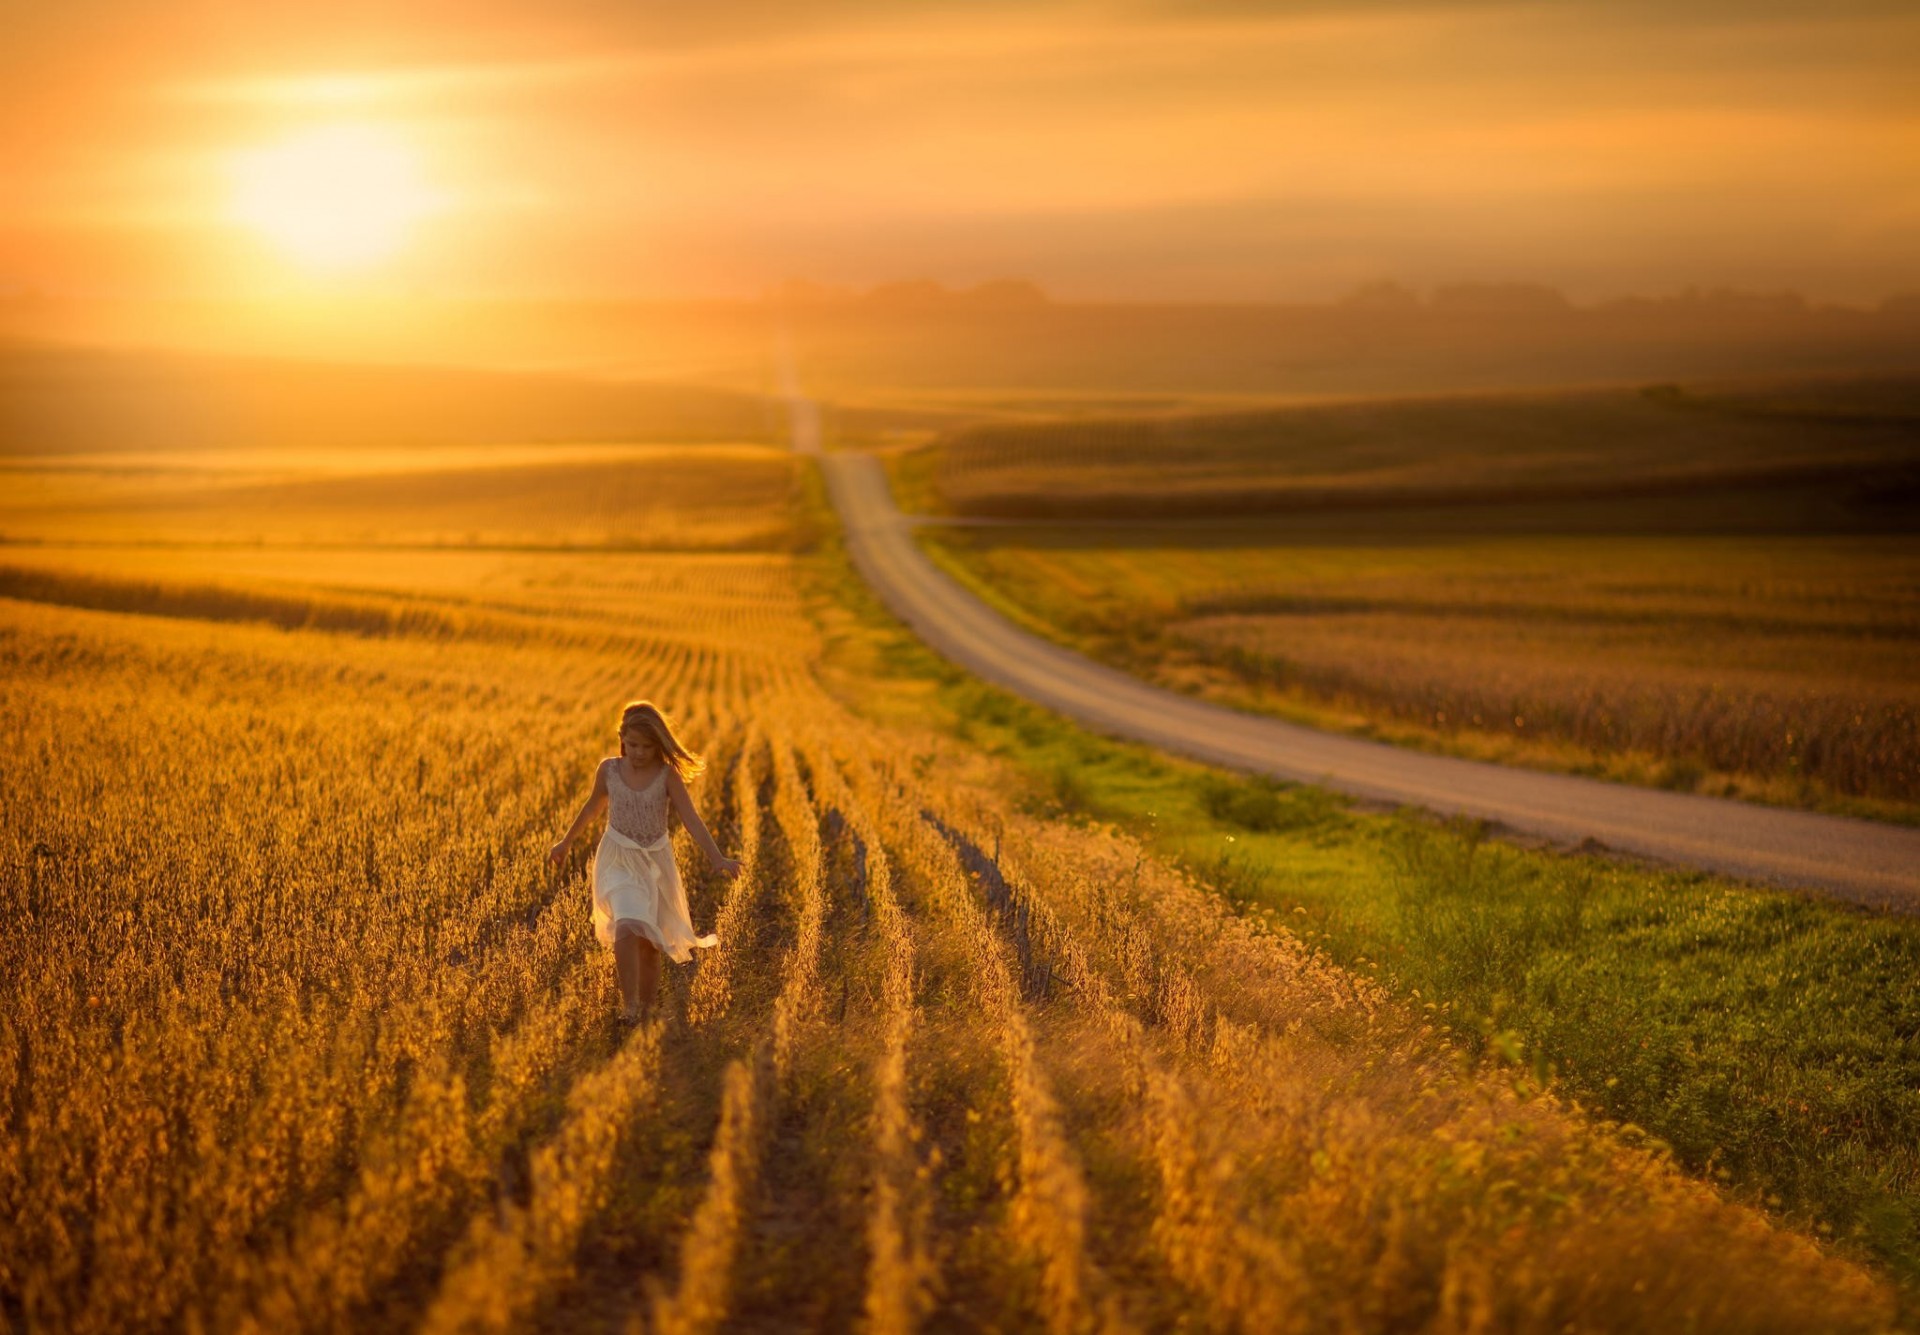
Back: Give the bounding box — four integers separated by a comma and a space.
818, 450, 1920, 914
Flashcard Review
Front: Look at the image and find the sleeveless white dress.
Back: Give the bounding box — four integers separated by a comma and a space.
590, 758, 719, 961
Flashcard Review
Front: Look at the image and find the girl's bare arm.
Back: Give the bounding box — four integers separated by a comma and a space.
667, 770, 740, 877
548, 764, 610, 865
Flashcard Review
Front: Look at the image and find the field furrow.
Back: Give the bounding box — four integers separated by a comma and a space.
811, 745, 938, 1335
647, 733, 836, 1332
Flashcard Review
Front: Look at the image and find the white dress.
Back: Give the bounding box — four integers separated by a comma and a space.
590, 758, 719, 961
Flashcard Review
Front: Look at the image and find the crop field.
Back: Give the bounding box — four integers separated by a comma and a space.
2, 455, 1907, 1331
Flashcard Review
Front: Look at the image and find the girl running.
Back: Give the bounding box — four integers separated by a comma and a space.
549, 700, 738, 1023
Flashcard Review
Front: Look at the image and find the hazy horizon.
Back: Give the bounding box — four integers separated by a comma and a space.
8, 274, 1920, 313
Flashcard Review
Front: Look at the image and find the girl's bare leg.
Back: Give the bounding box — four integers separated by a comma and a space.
635, 938, 662, 1019
613, 930, 641, 1017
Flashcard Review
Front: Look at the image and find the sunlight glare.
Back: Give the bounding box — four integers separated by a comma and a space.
227, 123, 440, 272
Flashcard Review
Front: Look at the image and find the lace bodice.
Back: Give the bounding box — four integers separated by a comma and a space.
603, 757, 670, 842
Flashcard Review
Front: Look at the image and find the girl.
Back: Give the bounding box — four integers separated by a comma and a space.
549, 701, 739, 1023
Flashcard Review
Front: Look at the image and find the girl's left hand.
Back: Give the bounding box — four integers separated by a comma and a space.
712, 856, 743, 880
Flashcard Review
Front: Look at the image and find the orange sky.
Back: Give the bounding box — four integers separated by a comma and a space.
4, 2, 1918, 304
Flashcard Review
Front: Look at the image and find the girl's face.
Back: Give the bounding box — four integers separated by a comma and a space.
622, 727, 661, 763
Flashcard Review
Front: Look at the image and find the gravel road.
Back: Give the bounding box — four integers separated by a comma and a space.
820, 450, 1920, 914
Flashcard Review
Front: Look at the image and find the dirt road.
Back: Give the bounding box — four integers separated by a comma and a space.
820, 449, 1920, 914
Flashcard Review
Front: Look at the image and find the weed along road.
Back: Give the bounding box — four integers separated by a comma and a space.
819, 449, 1920, 914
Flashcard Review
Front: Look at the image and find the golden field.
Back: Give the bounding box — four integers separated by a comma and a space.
0, 450, 1905, 1332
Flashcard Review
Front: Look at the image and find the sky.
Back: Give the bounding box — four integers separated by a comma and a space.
4, 1, 1918, 305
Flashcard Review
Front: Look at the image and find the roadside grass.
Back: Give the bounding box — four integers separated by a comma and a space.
802, 469, 1920, 1317
915, 523, 1920, 823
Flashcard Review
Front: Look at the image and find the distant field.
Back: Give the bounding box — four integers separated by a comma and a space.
0, 443, 808, 550
910, 375, 1920, 820
913, 376, 1920, 519
0, 341, 812, 552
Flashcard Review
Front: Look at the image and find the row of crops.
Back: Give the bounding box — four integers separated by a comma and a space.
0, 547, 1897, 1331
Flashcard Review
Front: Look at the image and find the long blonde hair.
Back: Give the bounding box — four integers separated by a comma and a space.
617, 700, 705, 780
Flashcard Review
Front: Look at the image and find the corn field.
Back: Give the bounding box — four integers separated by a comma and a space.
0, 533, 1902, 1332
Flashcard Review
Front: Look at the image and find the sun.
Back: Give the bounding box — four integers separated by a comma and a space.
227, 123, 440, 272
